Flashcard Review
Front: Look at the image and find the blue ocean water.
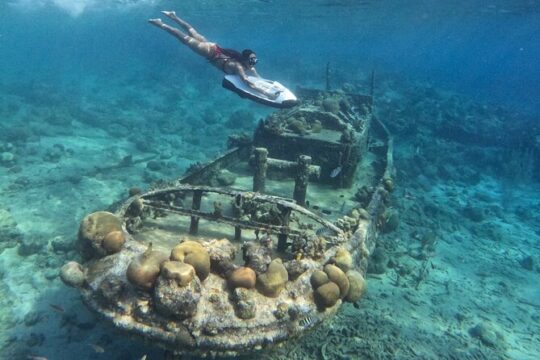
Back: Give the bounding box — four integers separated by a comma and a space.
1, 1, 539, 113
0, 1, 539, 359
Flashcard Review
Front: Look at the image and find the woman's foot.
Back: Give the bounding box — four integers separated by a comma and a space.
161, 11, 176, 19
148, 18, 164, 27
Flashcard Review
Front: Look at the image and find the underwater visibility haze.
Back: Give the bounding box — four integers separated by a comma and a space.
0, 0, 539, 359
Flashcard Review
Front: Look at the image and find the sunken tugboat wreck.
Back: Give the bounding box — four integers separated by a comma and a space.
61, 87, 394, 357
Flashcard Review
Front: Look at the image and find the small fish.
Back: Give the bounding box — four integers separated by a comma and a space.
140, 355, 148, 360
89, 344, 105, 353
49, 304, 65, 313
298, 314, 317, 328
27, 356, 48, 360
330, 166, 342, 178
315, 227, 335, 237
404, 190, 416, 200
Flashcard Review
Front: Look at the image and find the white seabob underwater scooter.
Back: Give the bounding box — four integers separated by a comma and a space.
222, 74, 298, 109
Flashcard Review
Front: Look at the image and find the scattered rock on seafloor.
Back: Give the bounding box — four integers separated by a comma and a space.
0, 151, 15, 166
143, 169, 162, 184
519, 255, 535, 271
146, 160, 162, 171
0, 208, 22, 252
42, 144, 65, 163
44, 269, 58, 281
463, 204, 485, 222
469, 322, 501, 348
367, 246, 388, 274
25, 332, 45, 347
51, 236, 74, 254
381, 209, 399, 233
0, 142, 14, 152
23, 311, 42, 327
17, 235, 46, 256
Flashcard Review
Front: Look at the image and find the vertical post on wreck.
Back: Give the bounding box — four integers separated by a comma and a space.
189, 190, 202, 235
277, 207, 291, 252
253, 147, 268, 193
233, 194, 242, 241
326, 62, 331, 91
370, 68, 375, 101
293, 155, 311, 207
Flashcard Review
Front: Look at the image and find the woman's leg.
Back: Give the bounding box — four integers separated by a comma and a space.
148, 18, 213, 58
161, 11, 208, 42
148, 18, 190, 43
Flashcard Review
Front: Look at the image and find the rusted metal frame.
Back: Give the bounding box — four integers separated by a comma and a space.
178, 146, 250, 185
144, 198, 344, 247
143, 200, 303, 236
189, 190, 203, 234
273, 131, 343, 146
266, 158, 321, 178
293, 155, 311, 206
277, 206, 292, 252
145, 200, 340, 246
366, 117, 394, 241
375, 117, 394, 180
233, 194, 243, 241
123, 185, 343, 236
252, 147, 268, 192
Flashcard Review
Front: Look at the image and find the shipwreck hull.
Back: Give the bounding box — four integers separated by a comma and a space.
62, 87, 394, 357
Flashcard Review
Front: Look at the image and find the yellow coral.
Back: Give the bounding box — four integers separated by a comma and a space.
257, 259, 288, 297
127, 243, 169, 290
78, 211, 123, 258
331, 248, 353, 273
102, 230, 125, 254
310, 270, 329, 289
324, 264, 350, 299
314, 282, 340, 308
171, 241, 211, 281
344, 270, 366, 302
161, 261, 196, 287
228, 267, 256, 289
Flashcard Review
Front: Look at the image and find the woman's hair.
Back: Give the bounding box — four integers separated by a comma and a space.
220, 48, 255, 62
220, 48, 244, 62
241, 49, 255, 60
